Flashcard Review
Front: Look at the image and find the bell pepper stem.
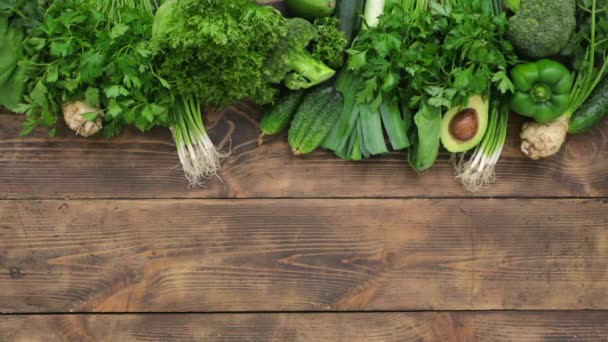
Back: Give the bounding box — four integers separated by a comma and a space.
530, 84, 552, 103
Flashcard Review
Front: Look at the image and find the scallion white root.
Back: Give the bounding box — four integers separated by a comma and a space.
170, 96, 227, 187
452, 103, 509, 192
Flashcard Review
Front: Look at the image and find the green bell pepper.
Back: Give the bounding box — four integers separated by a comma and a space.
510, 59, 573, 123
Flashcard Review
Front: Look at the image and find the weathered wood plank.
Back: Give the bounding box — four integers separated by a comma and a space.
1, 312, 607, 341
1, 110, 606, 199
1, 199, 606, 313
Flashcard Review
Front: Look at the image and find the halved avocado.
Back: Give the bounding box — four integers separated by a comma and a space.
440, 95, 489, 153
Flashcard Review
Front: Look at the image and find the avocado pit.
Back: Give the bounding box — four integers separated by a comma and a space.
449, 108, 479, 142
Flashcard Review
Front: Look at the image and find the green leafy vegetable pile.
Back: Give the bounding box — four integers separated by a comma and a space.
519, 0, 608, 160
17, 0, 168, 137
152, 0, 285, 108
5, 0, 346, 186
3, 0, 608, 192
322, 0, 518, 182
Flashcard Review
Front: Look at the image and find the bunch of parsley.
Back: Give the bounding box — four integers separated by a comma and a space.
350, 0, 515, 111
17, 0, 170, 137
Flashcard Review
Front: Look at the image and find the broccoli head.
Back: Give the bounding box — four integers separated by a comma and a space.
506, 0, 576, 59
265, 18, 336, 90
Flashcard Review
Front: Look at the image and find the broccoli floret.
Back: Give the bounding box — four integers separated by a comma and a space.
311, 18, 348, 69
506, 0, 576, 59
265, 18, 336, 90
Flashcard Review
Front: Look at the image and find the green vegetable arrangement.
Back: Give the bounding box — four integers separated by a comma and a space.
519, 0, 608, 160
266, 0, 607, 191
3, 0, 608, 191
321, 0, 519, 190
17, 0, 168, 137
6, 0, 346, 186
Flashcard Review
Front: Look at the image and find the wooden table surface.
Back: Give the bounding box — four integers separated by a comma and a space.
1, 2, 608, 339
1, 101, 607, 341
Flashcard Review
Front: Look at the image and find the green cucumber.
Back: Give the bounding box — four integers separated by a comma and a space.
569, 77, 608, 134
285, 0, 336, 20
296, 90, 343, 154
288, 86, 333, 149
335, 0, 365, 46
289, 85, 342, 155
259, 90, 305, 144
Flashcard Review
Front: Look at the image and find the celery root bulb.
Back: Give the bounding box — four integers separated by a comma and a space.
63, 101, 104, 137
520, 115, 568, 160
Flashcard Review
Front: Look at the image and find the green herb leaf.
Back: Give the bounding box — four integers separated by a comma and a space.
84, 87, 100, 108
30, 81, 48, 107
46, 64, 59, 83
110, 23, 129, 40
107, 99, 123, 118
81, 111, 100, 122
104, 85, 129, 98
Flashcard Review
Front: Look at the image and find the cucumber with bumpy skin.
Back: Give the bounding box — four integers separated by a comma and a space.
259, 90, 305, 144
289, 85, 342, 155
296, 90, 343, 154
288, 86, 332, 149
569, 77, 608, 134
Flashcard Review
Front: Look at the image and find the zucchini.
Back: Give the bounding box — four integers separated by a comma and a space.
569, 77, 608, 134
285, 0, 336, 20
259, 90, 305, 144
289, 85, 343, 155
335, 0, 365, 46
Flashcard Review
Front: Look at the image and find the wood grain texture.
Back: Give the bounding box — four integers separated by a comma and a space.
1, 199, 606, 313
1, 110, 606, 199
1, 312, 607, 341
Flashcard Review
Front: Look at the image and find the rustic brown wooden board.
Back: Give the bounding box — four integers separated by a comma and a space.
2, 0, 605, 338
1, 312, 607, 341
1, 110, 606, 199
1, 199, 606, 313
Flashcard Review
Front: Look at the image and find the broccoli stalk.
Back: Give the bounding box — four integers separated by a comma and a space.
266, 18, 337, 90
283, 51, 336, 89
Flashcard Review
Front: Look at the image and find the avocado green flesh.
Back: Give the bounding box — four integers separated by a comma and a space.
285, 0, 336, 19
440, 95, 489, 153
